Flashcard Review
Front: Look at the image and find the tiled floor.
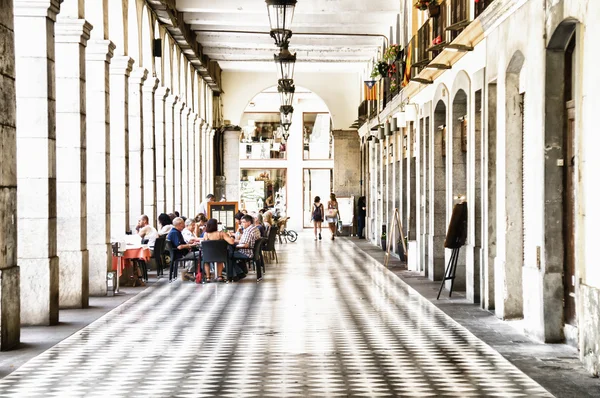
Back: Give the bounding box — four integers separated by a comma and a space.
0, 234, 553, 397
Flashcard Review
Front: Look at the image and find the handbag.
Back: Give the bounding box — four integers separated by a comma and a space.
326, 208, 338, 218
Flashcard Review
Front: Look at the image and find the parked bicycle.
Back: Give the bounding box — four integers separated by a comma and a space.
276, 217, 298, 242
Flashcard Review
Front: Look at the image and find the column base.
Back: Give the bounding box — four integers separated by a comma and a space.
88, 243, 109, 296
59, 249, 89, 309
0, 266, 20, 351
20, 256, 59, 326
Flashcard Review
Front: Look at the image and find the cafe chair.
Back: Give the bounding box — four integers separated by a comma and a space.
165, 240, 186, 282
263, 226, 278, 263
200, 240, 229, 282
237, 238, 266, 282
153, 235, 167, 278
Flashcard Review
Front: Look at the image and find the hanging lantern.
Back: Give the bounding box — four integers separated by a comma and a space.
278, 82, 295, 108
266, 0, 297, 48
274, 47, 296, 81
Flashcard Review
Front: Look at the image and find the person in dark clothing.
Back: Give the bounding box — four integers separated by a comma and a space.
357, 196, 366, 239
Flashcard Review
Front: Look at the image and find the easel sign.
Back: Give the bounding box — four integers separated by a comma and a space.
384, 208, 407, 267
436, 201, 468, 299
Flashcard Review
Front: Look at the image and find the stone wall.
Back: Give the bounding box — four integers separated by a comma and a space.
333, 130, 361, 198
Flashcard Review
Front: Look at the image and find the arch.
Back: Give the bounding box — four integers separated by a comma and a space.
544, 19, 580, 342
162, 35, 172, 90
430, 99, 448, 282
501, 49, 526, 320
171, 44, 179, 95
127, 0, 140, 65
154, 20, 162, 83
179, 54, 187, 105
432, 82, 449, 111
108, 0, 126, 56
187, 64, 194, 113
451, 70, 471, 102
140, 4, 153, 72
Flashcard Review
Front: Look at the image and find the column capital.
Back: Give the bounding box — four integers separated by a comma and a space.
143, 76, 160, 93
183, 107, 192, 117
165, 94, 179, 106
155, 86, 170, 100
14, 0, 60, 20
189, 112, 198, 122
129, 67, 148, 85
110, 56, 134, 76
174, 101, 185, 113
197, 118, 206, 127
86, 40, 116, 62
55, 19, 92, 45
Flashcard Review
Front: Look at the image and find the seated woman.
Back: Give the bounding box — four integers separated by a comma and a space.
194, 213, 208, 238
157, 213, 173, 236
263, 211, 274, 236
202, 218, 234, 282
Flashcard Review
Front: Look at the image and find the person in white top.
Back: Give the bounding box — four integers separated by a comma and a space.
198, 194, 216, 217
136, 215, 158, 249
182, 218, 201, 244
157, 213, 173, 236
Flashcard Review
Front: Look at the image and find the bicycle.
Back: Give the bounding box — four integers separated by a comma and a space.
276, 217, 298, 242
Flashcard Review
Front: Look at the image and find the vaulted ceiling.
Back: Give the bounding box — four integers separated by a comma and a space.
176, 0, 400, 73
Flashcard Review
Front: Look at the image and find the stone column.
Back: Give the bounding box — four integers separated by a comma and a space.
196, 118, 204, 211
14, 0, 60, 325
0, 0, 21, 348
191, 113, 199, 214
208, 126, 215, 195
55, 17, 91, 309
154, 87, 169, 215
181, 107, 191, 216
128, 68, 147, 230
164, 95, 178, 213
223, 129, 241, 202
142, 77, 158, 223
86, 40, 114, 296
173, 101, 184, 213
109, 56, 133, 238
200, 121, 207, 197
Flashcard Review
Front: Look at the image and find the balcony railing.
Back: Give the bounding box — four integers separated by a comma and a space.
363, 0, 495, 112
474, 0, 494, 18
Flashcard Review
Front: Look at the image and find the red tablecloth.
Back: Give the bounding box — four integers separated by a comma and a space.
112, 246, 152, 272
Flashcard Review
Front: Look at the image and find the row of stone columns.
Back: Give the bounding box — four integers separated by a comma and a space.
1, 0, 215, 339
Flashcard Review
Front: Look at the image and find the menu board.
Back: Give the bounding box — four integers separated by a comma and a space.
207, 201, 238, 230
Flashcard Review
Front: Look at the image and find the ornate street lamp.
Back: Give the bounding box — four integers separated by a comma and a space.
280, 106, 293, 140
265, 0, 297, 48
274, 47, 296, 83
278, 81, 295, 109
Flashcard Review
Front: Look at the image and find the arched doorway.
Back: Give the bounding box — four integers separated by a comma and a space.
431, 99, 447, 280
545, 20, 579, 341
451, 89, 468, 291
501, 50, 525, 320
230, 86, 334, 231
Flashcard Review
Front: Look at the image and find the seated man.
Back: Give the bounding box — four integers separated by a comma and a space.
137, 214, 158, 251
232, 214, 261, 280
167, 217, 199, 281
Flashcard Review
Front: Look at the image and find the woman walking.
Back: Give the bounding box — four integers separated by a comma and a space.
326, 193, 340, 240
312, 196, 324, 240
357, 196, 366, 239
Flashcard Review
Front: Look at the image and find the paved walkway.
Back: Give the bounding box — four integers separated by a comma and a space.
0, 234, 577, 397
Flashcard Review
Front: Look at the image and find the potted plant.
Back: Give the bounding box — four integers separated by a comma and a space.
376, 61, 389, 78
414, 0, 430, 11
384, 44, 402, 63
380, 225, 387, 251
390, 77, 399, 94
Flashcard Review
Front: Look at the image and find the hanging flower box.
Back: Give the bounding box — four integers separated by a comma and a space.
428, 1, 440, 18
